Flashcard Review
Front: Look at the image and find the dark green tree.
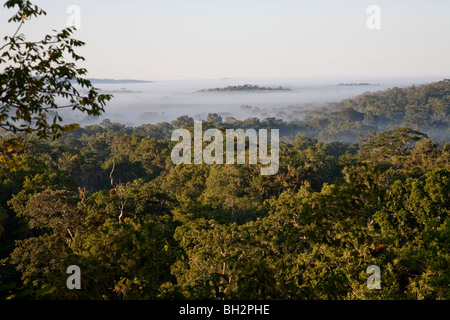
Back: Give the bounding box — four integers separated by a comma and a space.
0, 0, 112, 163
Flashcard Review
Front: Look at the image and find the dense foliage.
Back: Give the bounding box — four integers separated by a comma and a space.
0, 111, 448, 299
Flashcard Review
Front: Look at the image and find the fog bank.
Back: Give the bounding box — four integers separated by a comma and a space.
58, 77, 444, 126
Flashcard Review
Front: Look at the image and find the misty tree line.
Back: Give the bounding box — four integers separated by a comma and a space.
108, 80, 450, 144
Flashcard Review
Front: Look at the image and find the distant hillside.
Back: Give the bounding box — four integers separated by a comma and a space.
293, 79, 450, 142
338, 82, 378, 86
198, 84, 291, 92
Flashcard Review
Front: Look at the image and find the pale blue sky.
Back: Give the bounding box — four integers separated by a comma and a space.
1, 0, 450, 81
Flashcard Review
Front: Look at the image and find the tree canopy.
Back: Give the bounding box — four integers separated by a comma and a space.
0, 117, 448, 299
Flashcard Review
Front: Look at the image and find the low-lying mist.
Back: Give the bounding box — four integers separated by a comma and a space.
58, 77, 443, 127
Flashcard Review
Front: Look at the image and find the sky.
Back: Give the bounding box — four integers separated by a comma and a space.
1, 0, 450, 81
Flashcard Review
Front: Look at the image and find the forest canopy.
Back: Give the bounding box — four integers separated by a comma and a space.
0, 1, 449, 301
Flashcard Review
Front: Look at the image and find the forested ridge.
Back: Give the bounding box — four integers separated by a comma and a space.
0, 81, 449, 300
282, 80, 450, 143
198, 84, 291, 92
